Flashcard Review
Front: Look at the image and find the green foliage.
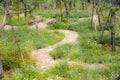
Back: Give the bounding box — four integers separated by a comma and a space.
33, 9, 60, 18
3, 63, 40, 80
1, 1, 120, 79
49, 19, 91, 32
0, 28, 64, 69
3, 57, 20, 70
50, 43, 79, 60
37, 62, 111, 80
69, 9, 91, 18
33, 8, 91, 19
6, 15, 32, 27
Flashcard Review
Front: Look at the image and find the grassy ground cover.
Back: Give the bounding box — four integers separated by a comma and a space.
0, 27, 64, 69
1, 4, 120, 80
49, 18, 120, 80
33, 8, 91, 19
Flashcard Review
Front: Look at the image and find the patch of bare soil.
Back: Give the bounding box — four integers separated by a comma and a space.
31, 18, 106, 71
2, 16, 106, 71
31, 30, 78, 70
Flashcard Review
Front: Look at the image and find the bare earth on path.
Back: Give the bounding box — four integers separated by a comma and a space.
2, 17, 106, 70
31, 29, 78, 70
31, 18, 106, 71
30, 18, 79, 70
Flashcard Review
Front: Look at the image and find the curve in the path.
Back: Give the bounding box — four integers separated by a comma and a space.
3, 17, 106, 70
31, 30, 78, 70
30, 18, 106, 71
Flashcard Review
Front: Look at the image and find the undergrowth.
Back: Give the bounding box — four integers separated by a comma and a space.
0, 28, 64, 69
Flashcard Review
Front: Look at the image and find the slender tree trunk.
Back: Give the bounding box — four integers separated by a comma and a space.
100, 10, 111, 44
73, 0, 76, 9
21, 0, 27, 19
96, 6, 102, 30
69, 0, 72, 11
60, 1, 63, 21
87, 0, 90, 3
110, 25, 116, 52
28, 4, 38, 30
24, 4, 27, 19
62, 0, 69, 21
0, 2, 9, 30
52, 0, 56, 9
0, 54, 3, 78
17, 2, 20, 20
91, 1, 94, 28
9, 15, 24, 61
82, 2, 84, 10
110, 10, 116, 52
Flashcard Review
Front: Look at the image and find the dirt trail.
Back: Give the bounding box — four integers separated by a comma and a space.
3, 16, 106, 70
31, 29, 78, 70
30, 18, 107, 70
30, 18, 56, 29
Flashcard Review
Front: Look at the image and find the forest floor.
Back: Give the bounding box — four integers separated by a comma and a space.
3, 15, 104, 72
30, 18, 79, 71
30, 15, 105, 71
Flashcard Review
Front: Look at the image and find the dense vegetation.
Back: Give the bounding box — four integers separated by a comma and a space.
0, 0, 120, 80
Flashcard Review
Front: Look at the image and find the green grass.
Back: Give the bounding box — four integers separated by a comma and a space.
2, 62, 40, 80
3, 62, 112, 80
6, 15, 32, 27
0, 15, 3, 23
49, 13, 120, 80
49, 18, 92, 32
1, 3, 120, 80
0, 27, 64, 69
42, 62, 112, 80
50, 34, 120, 80
33, 8, 91, 19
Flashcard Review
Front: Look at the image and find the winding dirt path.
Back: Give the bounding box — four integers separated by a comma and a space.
30, 18, 106, 71
3, 17, 106, 70
31, 23, 78, 70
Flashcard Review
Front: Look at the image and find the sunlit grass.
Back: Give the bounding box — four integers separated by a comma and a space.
0, 27, 64, 69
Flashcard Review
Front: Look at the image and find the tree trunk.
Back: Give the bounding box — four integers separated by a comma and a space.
60, 1, 63, 21
0, 54, 3, 78
24, 4, 27, 19
73, 0, 76, 9
28, 4, 38, 30
69, 0, 72, 11
17, 2, 20, 20
9, 15, 24, 61
0, 2, 9, 30
82, 2, 85, 10
52, 0, 56, 9
91, 1, 94, 28
110, 25, 116, 52
110, 10, 116, 52
96, 6, 102, 30
62, 0, 69, 21
87, 0, 90, 3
